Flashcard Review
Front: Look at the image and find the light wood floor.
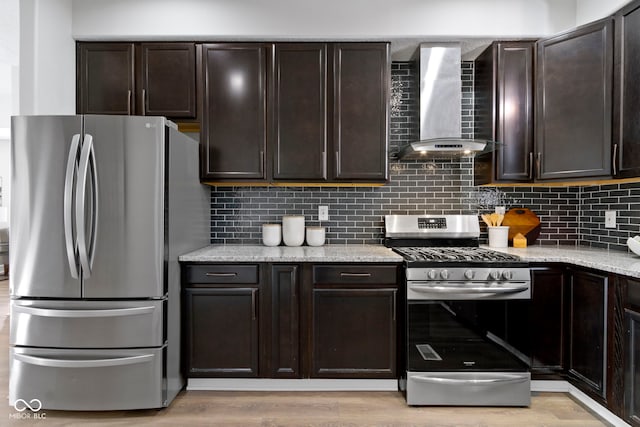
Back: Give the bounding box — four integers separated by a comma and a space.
0, 279, 610, 426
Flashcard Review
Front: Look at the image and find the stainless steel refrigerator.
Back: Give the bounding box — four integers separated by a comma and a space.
9, 115, 209, 410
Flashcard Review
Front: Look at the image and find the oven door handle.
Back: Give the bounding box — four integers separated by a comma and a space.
412, 374, 527, 385
409, 284, 529, 294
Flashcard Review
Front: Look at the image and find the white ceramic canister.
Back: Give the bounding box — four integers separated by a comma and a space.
282, 215, 305, 246
262, 224, 282, 247
488, 226, 509, 248
306, 226, 326, 247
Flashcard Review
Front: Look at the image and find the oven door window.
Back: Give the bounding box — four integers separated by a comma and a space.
407, 301, 530, 372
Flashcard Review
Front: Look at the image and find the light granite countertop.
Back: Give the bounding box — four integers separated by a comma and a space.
180, 244, 640, 278
487, 245, 640, 279
179, 244, 404, 263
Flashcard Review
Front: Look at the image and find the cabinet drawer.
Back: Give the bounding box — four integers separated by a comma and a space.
184, 265, 259, 285
313, 265, 397, 285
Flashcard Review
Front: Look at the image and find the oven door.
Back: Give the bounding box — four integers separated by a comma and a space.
407, 300, 530, 373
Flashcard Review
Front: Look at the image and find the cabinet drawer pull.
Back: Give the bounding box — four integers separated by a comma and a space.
340, 272, 372, 278
204, 272, 238, 277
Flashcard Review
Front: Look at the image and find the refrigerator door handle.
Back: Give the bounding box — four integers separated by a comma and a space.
14, 353, 155, 368
13, 304, 157, 318
76, 134, 98, 277
63, 134, 81, 279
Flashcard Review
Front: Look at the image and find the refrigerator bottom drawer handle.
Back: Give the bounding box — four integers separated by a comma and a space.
13, 305, 156, 318
14, 353, 155, 368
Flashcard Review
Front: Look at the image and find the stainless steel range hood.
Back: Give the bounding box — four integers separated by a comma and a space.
398, 43, 494, 160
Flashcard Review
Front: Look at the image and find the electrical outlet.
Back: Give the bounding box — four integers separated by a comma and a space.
605, 210, 616, 228
318, 206, 329, 221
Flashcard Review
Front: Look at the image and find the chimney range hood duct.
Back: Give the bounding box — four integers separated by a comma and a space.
397, 43, 495, 160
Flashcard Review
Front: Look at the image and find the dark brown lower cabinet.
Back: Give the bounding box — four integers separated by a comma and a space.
269, 265, 300, 378
310, 288, 397, 378
626, 308, 640, 426
184, 287, 259, 377
568, 269, 608, 402
530, 266, 566, 377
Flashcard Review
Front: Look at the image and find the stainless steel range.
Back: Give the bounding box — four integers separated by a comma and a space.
385, 214, 532, 407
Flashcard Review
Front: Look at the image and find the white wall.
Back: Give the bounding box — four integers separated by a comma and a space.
72, 0, 577, 40
20, 0, 75, 115
575, 0, 631, 26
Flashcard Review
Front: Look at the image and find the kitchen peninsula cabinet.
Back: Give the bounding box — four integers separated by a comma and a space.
310, 265, 399, 378
201, 43, 269, 180
77, 42, 197, 119
474, 41, 535, 184
535, 18, 613, 181
613, 0, 640, 178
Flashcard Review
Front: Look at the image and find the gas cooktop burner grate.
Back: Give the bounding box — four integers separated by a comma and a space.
393, 247, 522, 262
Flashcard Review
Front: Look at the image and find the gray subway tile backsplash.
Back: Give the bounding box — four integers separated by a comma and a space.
210, 61, 640, 252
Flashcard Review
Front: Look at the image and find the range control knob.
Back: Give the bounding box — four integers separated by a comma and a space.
490, 270, 501, 280
440, 270, 449, 280
464, 270, 475, 280
502, 270, 513, 280
428, 270, 438, 280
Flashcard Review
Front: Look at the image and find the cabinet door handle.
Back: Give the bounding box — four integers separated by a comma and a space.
536, 152, 541, 178
335, 151, 340, 177
528, 152, 533, 180
613, 143, 618, 176
322, 151, 327, 179
204, 272, 237, 277
127, 90, 132, 115
142, 89, 146, 116
259, 150, 265, 176
392, 290, 397, 321
251, 289, 257, 320
340, 272, 372, 278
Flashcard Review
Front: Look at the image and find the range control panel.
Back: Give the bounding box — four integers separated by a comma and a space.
417, 217, 446, 229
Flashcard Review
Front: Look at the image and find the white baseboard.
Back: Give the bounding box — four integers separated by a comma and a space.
187, 378, 629, 426
187, 378, 399, 392
532, 380, 630, 427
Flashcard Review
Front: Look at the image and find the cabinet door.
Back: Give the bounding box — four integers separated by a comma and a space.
201, 43, 268, 180
184, 287, 259, 377
626, 309, 640, 426
569, 269, 608, 400
536, 19, 613, 180
77, 43, 135, 115
614, 0, 640, 178
530, 266, 566, 375
138, 43, 196, 118
273, 44, 327, 180
496, 42, 535, 182
332, 43, 389, 182
311, 288, 396, 378
269, 265, 300, 378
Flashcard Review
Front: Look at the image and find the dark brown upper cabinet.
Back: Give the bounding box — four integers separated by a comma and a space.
201, 43, 269, 180
200, 42, 389, 184
77, 43, 135, 115
77, 42, 197, 119
137, 43, 197, 118
535, 18, 614, 181
332, 43, 390, 182
272, 44, 327, 181
613, 0, 640, 178
474, 41, 535, 184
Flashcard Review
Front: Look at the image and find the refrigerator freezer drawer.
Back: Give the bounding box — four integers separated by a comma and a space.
10, 299, 165, 348
10, 347, 165, 410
